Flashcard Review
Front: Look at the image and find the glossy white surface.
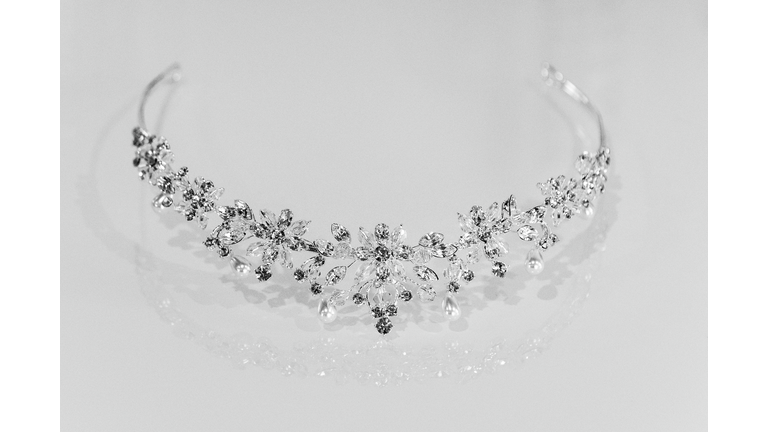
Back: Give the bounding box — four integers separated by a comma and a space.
61, 1, 706, 430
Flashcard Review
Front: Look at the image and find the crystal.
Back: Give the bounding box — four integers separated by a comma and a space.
375, 265, 390, 281
317, 299, 337, 323
447, 281, 460, 293
330, 223, 351, 242
371, 306, 385, 318
375, 317, 393, 335
262, 245, 279, 264
352, 292, 366, 305
458, 213, 474, 233
419, 232, 444, 248
442, 293, 461, 321
278, 209, 293, 228
431, 243, 458, 258
386, 304, 398, 316
290, 220, 309, 236
210, 187, 225, 201
466, 246, 480, 264
374, 223, 390, 244
332, 241, 352, 259
246, 241, 267, 257
469, 205, 486, 226
413, 265, 439, 282
355, 261, 376, 281
399, 290, 413, 301
462, 269, 475, 283
444, 259, 463, 281
358, 227, 375, 248
279, 248, 292, 268
326, 266, 347, 285
328, 289, 348, 306
491, 261, 508, 278
501, 194, 517, 217
310, 282, 323, 295
259, 209, 277, 225
394, 245, 412, 260
390, 225, 406, 245
233, 199, 252, 219
487, 202, 500, 220
229, 255, 252, 277
418, 284, 436, 302
152, 193, 173, 210
517, 225, 538, 241
525, 249, 544, 275
411, 247, 432, 265
293, 269, 306, 282
254, 265, 272, 281
313, 239, 333, 256
354, 246, 373, 261
197, 213, 209, 230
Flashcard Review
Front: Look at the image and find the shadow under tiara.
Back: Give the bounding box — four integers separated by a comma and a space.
77, 87, 620, 385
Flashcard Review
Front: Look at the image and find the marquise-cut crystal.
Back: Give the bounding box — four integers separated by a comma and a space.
418, 284, 436, 302
413, 265, 439, 281
330, 223, 350, 242
358, 227, 375, 248
326, 266, 347, 285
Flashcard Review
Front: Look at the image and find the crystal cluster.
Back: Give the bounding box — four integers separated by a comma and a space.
131, 125, 610, 335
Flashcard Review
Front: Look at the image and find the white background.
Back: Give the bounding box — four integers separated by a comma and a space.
58, 1, 707, 431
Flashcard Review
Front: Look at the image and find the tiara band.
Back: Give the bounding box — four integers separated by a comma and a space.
131, 63, 611, 335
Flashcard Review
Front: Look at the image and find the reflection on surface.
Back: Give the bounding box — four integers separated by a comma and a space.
79, 92, 619, 385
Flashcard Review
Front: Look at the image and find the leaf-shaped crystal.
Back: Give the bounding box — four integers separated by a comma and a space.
326, 266, 347, 285
430, 243, 458, 258
209, 187, 225, 201
413, 265, 439, 282
246, 241, 267, 256
444, 259, 463, 281
259, 209, 277, 226
313, 239, 333, 256
418, 284, 436, 302
197, 213, 209, 230
390, 225, 406, 245
279, 248, 293, 268
290, 220, 310, 236
374, 223, 390, 244
330, 223, 351, 243
358, 227, 375, 248
418, 232, 444, 248
501, 194, 517, 217
517, 225, 538, 241
458, 213, 473, 233
355, 261, 376, 281
278, 209, 293, 228
233, 199, 252, 220
487, 202, 500, 220
469, 205, 486, 226
528, 206, 546, 224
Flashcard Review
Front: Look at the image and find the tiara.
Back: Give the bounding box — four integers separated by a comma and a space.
131, 63, 610, 335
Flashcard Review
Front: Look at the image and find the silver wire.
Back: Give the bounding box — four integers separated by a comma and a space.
138, 63, 182, 131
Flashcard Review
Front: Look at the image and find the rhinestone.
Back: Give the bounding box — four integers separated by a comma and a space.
418, 285, 436, 302
414, 265, 439, 282
352, 293, 366, 305
491, 261, 508, 278
374, 223, 390, 243
462, 269, 475, 283
293, 269, 306, 282
375, 317, 393, 335
399, 290, 413, 301
374, 245, 391, 261
418, 232, 445, 248
371, 306, 385, 318
310, 282, 323, 295
517, 225, 538, 241
448, 281, 460, 293
354, 246, 373, 261
254, 265, 272, 281
326, 266, 347, 285
385, 304, 398, 316
331, 223, 351, 242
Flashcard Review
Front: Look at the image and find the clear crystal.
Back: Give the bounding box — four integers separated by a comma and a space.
197, 213, 209, 230
418, 284, 436, 302
260, 209, 277, 225
374, 223, 390, 244
279, 248, 293, 268
413, 265, 439, 282
326, 266, 347, 285
278, 209, 293, 228
466, 246, 480, 264
390, 225, 406, 245
487, 202, 500, 220
210, 187, 225, 200
411, 247, 432, 265
246, 241, 267, 256
517, 225, 538, 241
358, 227, 375, 248
458, 213, 473, 233
330, 223, 351, 242
444, 259, 463, 281
262, 245, 279, 264
355, 261, 376, 281
418, 232, 444, 248
332, 241, 352, 259
290, 220, 309, 236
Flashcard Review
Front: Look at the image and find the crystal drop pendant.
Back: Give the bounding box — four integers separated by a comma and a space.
442, 293, 461, 321
317, 299, 337, 323
229, 255, 253, 277
151, 193, 173, 211
525, 249, 544, 275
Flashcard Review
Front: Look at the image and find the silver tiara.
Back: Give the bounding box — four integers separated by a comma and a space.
131, 63, 610, 335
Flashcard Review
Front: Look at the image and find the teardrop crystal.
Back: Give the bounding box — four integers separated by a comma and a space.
442, 293, 461, 321
317, 299, 337, 323
525, 248, 544, 275
229, 255, 253, 277
331, 223, 351, 242
517, 225, 538, 241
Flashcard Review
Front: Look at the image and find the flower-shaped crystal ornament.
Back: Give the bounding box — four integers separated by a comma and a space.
245, 209, 310, 281
458, 202, 513, 278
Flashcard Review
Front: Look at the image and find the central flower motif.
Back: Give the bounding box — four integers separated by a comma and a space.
245, 208, 310, 280
458, 202, 512, 277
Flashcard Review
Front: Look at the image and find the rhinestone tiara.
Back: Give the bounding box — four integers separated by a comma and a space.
131, 63, 611, 335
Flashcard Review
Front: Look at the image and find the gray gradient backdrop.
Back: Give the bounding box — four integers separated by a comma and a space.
61, 1, 706, 430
